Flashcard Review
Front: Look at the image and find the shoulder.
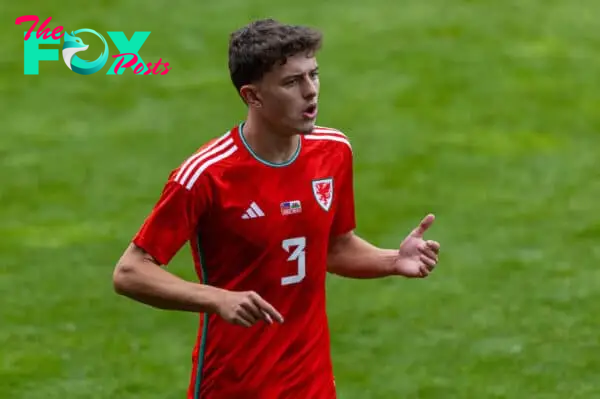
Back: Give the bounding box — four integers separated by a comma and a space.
169, 128, 240, 191
304, 125, 353, 159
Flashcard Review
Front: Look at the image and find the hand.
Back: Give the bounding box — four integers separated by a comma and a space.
393, 213, 441, 278
215, 290, 284, 327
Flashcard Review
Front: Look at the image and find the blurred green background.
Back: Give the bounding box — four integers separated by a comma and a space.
3, 1, 600, 398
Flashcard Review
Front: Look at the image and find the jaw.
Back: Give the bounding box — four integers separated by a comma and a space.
248, 98, 319, 135
296, 120, 317, 134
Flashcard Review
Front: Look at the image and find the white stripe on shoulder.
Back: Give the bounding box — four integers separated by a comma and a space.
174, 131, 231, 182
304, 134, 352, 151
184, 145, 237, 190
176, 137, 235, 186
312, 126, 347, 138
173, 134, 238, 190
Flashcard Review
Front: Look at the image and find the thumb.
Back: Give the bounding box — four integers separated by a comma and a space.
411, 213, 435, 237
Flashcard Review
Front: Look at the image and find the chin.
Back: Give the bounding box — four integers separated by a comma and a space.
296, 120, 316, 135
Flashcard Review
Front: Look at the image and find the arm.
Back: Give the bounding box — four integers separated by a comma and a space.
113, 243, 283, 325
113, 243, 224, 313
327, 231, 396, 278
113, 173, 283, 326
326, 135, 440, 278
327, 214, 441, 279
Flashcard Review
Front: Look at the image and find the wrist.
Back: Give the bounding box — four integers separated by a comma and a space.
381, 249, 399, 276
194, 284, 226, 314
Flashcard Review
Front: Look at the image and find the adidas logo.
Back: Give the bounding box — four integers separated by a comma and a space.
241, 202, 265, 219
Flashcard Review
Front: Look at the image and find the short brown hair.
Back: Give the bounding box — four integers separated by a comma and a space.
228, 19, 323, 93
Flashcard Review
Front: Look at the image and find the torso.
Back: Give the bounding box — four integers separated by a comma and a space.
187, 123, 351, 399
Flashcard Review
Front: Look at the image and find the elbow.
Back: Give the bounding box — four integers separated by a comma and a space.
113, 243, 156, 297
327, 235, 351, 271
112, 262, 136, 296
326, 250, 346, 275
326, 259, 346, 276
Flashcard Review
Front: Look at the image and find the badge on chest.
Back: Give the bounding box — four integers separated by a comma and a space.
312, 177, 333, 212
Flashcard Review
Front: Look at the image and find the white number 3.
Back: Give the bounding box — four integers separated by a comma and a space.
281, 237, 306, 286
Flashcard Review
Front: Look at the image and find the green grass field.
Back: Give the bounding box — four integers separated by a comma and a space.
3, 1, 600, 397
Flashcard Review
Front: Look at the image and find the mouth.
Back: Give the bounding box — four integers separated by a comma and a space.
302, 104, 318, 119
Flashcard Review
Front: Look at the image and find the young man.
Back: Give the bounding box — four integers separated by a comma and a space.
113, 19, 441, 399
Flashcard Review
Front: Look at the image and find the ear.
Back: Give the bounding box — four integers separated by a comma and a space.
240, 84, 262, 108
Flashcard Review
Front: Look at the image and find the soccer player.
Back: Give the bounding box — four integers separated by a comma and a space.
113, 18, 441, 399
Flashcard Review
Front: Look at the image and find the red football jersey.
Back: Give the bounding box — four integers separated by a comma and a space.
133, 123, 355, 399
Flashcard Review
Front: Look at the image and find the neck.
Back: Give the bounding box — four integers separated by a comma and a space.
241, 113, 300, 165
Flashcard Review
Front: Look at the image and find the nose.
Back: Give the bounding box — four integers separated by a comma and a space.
302, 76, 317, 99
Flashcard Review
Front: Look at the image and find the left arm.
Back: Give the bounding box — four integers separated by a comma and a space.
327, 214, 441, 279
327, 231, 397, 278
324, 134, 440, 279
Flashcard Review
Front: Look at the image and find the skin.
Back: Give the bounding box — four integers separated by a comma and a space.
239, 52, 320, 165
112, 50, 441, 328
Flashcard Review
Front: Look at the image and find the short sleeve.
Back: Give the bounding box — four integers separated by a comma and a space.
330, 144, 356, 237
132, 170, 212, 265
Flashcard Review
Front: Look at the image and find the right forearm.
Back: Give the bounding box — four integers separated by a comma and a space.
113, 260, 223, 314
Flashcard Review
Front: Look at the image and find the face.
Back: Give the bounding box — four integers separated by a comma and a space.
242, 52, 320, 135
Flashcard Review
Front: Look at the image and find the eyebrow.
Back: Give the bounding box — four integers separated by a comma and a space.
282, 67, 319, 81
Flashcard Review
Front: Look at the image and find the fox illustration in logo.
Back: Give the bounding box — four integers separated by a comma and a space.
62, 31, 88, 69
61, 29, 109, 75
